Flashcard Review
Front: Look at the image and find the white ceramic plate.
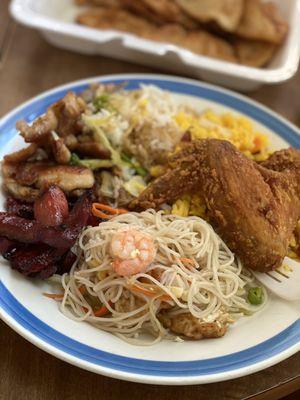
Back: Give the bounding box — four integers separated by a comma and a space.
1, 74, 300, 385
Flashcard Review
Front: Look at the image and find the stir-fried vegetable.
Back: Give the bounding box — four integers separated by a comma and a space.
121, 153, 148, 177
93, 93, 111, 112
82, 115, 125, 168
43, 292, 64, 299
128, 283, 171, 302
70, 153, 113, 170
247, 287, 264, 305
92, 203, 128, 219
93, 305, 110, 317
123, 176, 147, 197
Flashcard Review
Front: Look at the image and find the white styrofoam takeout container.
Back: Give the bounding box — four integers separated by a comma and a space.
10, 0, 300, 91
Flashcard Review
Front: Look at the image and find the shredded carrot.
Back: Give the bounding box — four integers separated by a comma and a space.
93, 305, 110, 317
252, 136, 264, 153
92, 203, 128, 220
43, 292, 64, 300
83, 301, 112, 316
129, 284, 171, 302
79, 285, 87, 295
179, 257, 195, 266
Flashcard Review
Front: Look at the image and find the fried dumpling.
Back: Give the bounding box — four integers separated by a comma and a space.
77, 7, 153, 35
175, 0, 245, 32
144, 25, 237, 63
236, 0, 288, 44
75, 0, 121, 6
119, 0, 197, 28
77, 7, 237, 63
234, 39, 276, 67
185, 30, 236, 62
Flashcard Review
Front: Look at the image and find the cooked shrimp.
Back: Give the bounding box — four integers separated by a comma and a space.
110, 228, 156, 277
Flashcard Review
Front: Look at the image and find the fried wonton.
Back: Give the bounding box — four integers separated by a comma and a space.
175, 0, 245, 32
184, 30, 237, 62
77, 7, 236, 63
236, 0, 288, 44
119, 0, 197, 28
75, 0, 121, 6
75, 0, 121, 7
145, 24, 237, 62
77, 7, 153, 35
234, 39, 276, 67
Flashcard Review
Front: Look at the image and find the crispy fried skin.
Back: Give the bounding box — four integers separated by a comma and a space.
3, 144, 38, 164
16, 92, 86, 143
50, 135, 71, 164
131, 140, 300, 272
75, 142, 111, 159
261, 147, 300, 174
2, 161, 95, 200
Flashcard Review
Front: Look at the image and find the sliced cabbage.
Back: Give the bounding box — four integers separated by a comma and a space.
123, 176, 147, 197
70, 153, 113, 170
82, 114, 126, 169
100, 171, 122, 199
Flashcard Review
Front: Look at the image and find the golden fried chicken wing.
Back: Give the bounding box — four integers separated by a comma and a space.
131, 140, 300, 272
261, 147, 300, 174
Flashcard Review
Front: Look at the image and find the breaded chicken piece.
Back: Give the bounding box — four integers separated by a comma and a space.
261, 147, 300, 174
131, 140, 300, 272
159, 312, 228, 339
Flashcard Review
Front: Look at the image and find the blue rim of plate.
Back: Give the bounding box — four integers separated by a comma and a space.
0, 74, 300, 384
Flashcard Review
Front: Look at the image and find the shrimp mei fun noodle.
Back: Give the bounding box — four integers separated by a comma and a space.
57, 210, 267, 345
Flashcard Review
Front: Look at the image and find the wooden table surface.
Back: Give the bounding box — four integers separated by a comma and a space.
1, 2, 300, 399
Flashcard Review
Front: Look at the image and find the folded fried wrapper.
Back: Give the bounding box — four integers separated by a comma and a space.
75, 0, 121, 6
175, 0, 245, 32
119, 0, 197, 28
234, 39, 276, 68
236, 0, 288, 44
77, 7, 237, 63
75, 0, 288, 67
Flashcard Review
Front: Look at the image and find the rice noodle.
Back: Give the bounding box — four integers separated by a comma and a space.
56, 210, 267, 345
